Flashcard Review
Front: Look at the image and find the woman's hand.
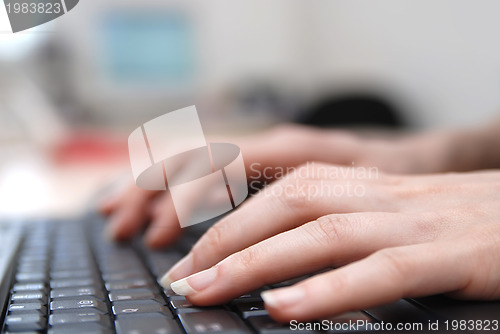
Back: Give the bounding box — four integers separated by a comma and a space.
161, 163, 500, 322
99, 124, 465, 248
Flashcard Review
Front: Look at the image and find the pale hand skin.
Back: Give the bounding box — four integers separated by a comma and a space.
98, 122, 500, 321
100, 123, 488, 248
162, 165, 500, 322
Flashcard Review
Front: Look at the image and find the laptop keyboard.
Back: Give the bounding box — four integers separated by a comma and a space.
1, 216, 371, 333
2, 215, 499, 333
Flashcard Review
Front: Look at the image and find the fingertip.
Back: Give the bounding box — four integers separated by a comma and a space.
170, 277, 197, 296
106, 211, 137, 242
261, 287, 305, 308
265, 308, 293, 324
261, 290, 280, 308
144, 232, 165, 249
159, 253, 194, 286
98, 198, 116, 216
159, 272, 174, 290
143, 224, 181, 249
261, 287, 307, 322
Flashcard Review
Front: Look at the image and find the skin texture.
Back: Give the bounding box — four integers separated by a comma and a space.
163, 166, 500, 321
99, 122, 500, 321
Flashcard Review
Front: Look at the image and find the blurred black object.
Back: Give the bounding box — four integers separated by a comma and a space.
300, 94, 405, 128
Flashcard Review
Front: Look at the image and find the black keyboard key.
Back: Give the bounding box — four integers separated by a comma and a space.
51, 286, 106, 300
146, 252, 183, 276
17, 258, 47, 266
17, 264, 47, 274
13, 282, 46, 292
11, 291, 46, 303
51, 269, 96, 279
5, 312, 46, 332
234, 301, 268, 318
323, 312, 376, 333
170, 299, 193, 309
233, 288, 266, 300
16, 272, 46, 282
50, 263, 93, 272
105, 278, 152, 291
271, 276, 309, 288
179, 310, 251, 333
169, 299, 212, 314
50, 297, 108, 313
99, 262, 143, 274
48, 323, 112, 334
50, 278, 98, 289
248, 315, 315, 333
113, 300, 172, 317
115, 314, 182, 334
8, 302, 46, 314
102, 271, 147, 281
365, 299, 434, 323
412, 295, 500, 322
163, 287, 181, 298
231, 289, 265, 304
109, 289, 164, 303
49, 311, 111, 327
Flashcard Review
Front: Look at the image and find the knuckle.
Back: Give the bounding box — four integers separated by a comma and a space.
193, 223, 227, 260
451, 229, 500, 299
274, 176, 312, 210
206, 223, 225, 248
372, 248, 412, 283
307, 215, 354, 247
405, 212, 442, 241
234, 247, 260, 272
393, 180, 461, 201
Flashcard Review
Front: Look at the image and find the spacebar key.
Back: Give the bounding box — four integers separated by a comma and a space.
115, 314, 182, 334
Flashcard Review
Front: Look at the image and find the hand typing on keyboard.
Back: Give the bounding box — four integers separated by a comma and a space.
99, 121, 500, 322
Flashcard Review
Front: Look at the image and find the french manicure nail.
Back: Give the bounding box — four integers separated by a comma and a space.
159, 253, 194, 290
170, 266, 218, 295
159, 272, 174, 289
261, 287, 305, 308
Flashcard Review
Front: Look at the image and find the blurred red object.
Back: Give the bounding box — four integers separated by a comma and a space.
52, 131, 129, 165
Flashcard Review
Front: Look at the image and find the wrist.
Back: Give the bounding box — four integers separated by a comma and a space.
447, 125, 500, 171
359, 130, 466, 174
433, 127, 493, 172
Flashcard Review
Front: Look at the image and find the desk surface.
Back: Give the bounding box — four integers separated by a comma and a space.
0, 143, 129, 219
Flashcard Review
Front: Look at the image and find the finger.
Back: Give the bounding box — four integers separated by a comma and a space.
98, 183, 134, 216
261, 241, 473, 322
167, 212, 432, 304
238, 126, 363, 176
145, 168, 232, 248
143, 192, 182, 249
160, 166, 395, 284
104, 187, 159, 241
98, 195, 121, 216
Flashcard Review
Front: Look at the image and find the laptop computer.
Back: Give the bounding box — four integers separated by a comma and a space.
1, 212, 499, 333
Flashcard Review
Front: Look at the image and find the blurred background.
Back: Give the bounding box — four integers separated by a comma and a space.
2, 0, 500, 217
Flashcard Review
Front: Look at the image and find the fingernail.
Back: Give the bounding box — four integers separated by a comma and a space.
170, 266, 218, 295
159, 253, 194, 289
159, 272, 174, 288
261, 287, 305, 308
